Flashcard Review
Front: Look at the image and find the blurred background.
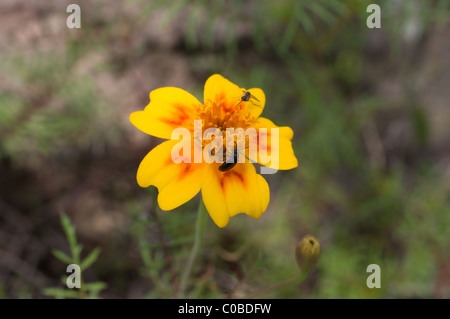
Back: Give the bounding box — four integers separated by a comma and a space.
0, 0, 449, 298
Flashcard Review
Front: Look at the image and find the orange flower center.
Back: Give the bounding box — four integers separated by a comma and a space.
195, 96, 256, 161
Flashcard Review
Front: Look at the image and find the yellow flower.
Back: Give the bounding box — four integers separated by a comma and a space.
130, 74, 298, 227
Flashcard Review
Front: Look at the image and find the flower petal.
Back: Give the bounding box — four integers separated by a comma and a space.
204, 74, 242, 108
157, 162, 204, 211
203, 74, 265, 118
136, 140, 179, 188
130, 87, 201, 139
245, 88, 265, 118
136, 140, 204, 210
201, 163, 270, 228
250, 117, 298, 170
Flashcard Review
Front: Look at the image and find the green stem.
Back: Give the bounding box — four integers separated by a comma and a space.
178, 200, 208, 298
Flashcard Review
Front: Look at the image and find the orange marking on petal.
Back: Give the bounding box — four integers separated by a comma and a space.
219, 170, 246, 192
230, 170, 245, 185
161, 103, 192, 127
165, 156, 176, 166
177, 163, 195, 182
257, 130, 273, 154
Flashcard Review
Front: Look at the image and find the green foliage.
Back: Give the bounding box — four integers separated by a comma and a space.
44, 214, 106, 299
137, 0, 354, 56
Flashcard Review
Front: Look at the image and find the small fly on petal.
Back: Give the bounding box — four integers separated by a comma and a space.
234, 90, 261, 109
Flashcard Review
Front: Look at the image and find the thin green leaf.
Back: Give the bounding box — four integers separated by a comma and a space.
296, 5, 314, 34
308, 2, 336, 26
43, 288, 80, 299
52, 250, 73, 264
80, 248, 101, 271
84, 282, 107, 292
325, 0, 349, 16
75, 244, 83, 261
60, 214, 78, 260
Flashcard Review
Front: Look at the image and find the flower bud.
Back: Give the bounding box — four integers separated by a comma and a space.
295, 235, 320, 273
